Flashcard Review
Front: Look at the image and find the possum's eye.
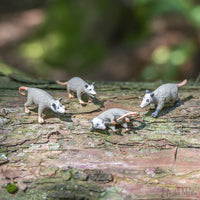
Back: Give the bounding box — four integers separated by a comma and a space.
59, 103, 62, 107
146, 99, 149, 102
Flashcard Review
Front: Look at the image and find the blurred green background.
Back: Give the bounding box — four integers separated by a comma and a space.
0, 0, 199, 81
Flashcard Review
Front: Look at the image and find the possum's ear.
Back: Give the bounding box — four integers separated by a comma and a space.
92, 82, 95, 86
150, 93, 154, 97
58, 97, 62, 102
146, 90, 150, 94
52, 103, 56, 110
84, 84, 88, 88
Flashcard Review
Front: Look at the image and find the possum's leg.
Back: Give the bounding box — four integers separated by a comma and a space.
106, 116, 116, 125
122, 122, 129, 132
67, 87, 75, 98
68, 91, 75, 98
24, 95, 33, 114
152, 101, 164, 118
152, 104, 156, 108
109, 125, 117, 132
125, 117, 130, 122
88, 96, 93, 103
152, 109, 160, 118
69, 93, 75, 98
171, 90, 180, 106
67, 85, 75, 98
105, 117, 116, 126
38, 105, 45, 123
174, 97, 180, 106
88, 94, 95, 103
77, 91, 85, 104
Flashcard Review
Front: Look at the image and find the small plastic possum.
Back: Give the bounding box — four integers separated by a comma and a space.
140, 79, 187, 117
19, 86, 65, 123
89, 108, 139, 132
56, 77, 96, 104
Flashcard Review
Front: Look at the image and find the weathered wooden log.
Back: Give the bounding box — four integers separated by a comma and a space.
0, 73, 200, 199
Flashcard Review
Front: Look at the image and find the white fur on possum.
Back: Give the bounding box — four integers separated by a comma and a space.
56, 77, 96, 104
140, 79, 187, 117
89, 108, 139, 132
19, 86, 65, 124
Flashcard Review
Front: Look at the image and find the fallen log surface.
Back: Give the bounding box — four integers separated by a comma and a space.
0, 73, 200, 199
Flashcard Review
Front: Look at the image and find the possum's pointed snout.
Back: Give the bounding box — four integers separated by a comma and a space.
140, 102, 145, 108
62, 105, 66, 113
61, 109, 65, 114
91, 90, 96, 96
140, 104, 144, 108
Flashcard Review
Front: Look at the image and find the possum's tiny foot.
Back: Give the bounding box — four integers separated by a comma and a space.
152, 112, 158, 118
88, 99, 92, 103
125, 118, 130, 122
25, 108, 30, 114
79, 100, 86, 105
152, 109, 160, 117
125, 128, 129, 132
38, 117, 45, 124
112, 121, 116, 125
175, 101, 180, 107
114, 129, 118, 133
69, 93, 74, 98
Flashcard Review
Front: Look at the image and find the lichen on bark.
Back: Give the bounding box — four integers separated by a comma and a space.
0, 73, 200, 199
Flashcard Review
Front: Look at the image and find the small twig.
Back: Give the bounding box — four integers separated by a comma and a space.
174, 146, 178, 163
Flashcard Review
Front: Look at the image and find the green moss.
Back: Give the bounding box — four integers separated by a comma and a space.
57, 170, 72, 181
0, 146, 8, 153
40, 166, 59, 176
5, 183, 18, 194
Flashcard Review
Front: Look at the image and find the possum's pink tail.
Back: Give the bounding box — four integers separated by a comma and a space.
56, 80, 68, 86
177, 79, 187, 88
117, 112, 139, 121
19, 86, 28, 96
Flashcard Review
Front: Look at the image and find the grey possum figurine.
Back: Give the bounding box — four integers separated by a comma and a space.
19, 86, 65, 123
140, 79, 187, 117
89, 108, 139, 132
56, 77, 96, 104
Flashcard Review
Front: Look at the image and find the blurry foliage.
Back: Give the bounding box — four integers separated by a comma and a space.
0, 0, 49, 15
142, 41, 197, 80
0, 60, 25, 75
19, 0, 200, 80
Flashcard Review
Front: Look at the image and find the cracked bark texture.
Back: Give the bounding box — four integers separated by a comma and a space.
0, 73, 200, 199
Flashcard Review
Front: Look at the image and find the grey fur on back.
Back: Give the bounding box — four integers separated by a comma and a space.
22, 87, 65, 123
27, 88, 55, 108
58, 77, 96, 104
140, 82, 183, 117
67, 77, 87, 93
153, 83, 179, 103
97, 108, 130, 122
89, 108, 135, 132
